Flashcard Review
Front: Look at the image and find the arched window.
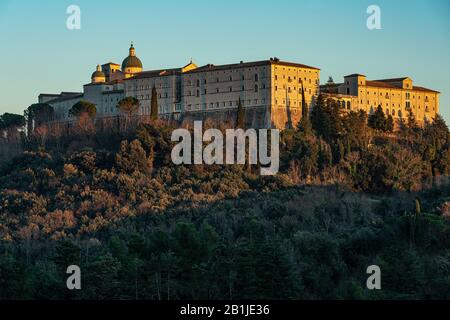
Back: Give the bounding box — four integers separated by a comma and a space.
254, 85, 258, 93
347, 101, 351, 110
398, 110, 402, 117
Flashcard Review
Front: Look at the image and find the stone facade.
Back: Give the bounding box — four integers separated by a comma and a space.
38, 44, 440, 129
124, 58, 320, 129
332, 74, 440, 124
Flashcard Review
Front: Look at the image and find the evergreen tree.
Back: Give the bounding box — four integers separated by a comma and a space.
407, 111, 419, 131
385, 115, 394, 132
69, 100, 97, 118
301, 80, 308, 120
150, 85, 159, 120
0, 113, 26, 141
311, 95, 341, 143
236, 97, 245, 128
117, 97, 140, 117
115, 139, 152, 174
368, 106, 387, 131
25, 103, 54, 132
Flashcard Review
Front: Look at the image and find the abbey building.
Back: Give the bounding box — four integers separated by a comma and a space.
38, 44, 440, 129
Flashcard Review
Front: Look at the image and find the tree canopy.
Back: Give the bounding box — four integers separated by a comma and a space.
117, 97, 140, 116
69, 101, 97, 118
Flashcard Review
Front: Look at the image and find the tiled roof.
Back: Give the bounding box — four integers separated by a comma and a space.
344, 74, 366, 77
365, 81, 439, 93
373, 77, 408, 82
185, 59, 320, 74
366, 78, 440, 93
413, 86, 440, 93
365, 80, 398, 89
84, 79, 124, 87
47, 94, 83, 104
126, 68, 182, 80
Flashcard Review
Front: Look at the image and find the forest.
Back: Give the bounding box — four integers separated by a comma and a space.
0, 95, 449, 299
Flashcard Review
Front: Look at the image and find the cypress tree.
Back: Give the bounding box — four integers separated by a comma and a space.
150, 85, 158, 121
368, 106, 387, 131
236, 97, 245, 128
301, 80, 308, 120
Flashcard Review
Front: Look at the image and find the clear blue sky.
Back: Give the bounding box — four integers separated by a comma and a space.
0, 0, 449, 123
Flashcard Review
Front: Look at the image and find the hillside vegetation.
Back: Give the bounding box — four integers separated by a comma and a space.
0, 102, 449, 299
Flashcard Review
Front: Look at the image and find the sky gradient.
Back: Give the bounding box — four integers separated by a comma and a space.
0, 0, 449, 122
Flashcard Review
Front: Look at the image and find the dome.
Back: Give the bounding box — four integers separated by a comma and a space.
91, 65, 106, 83
91, 70, 105, 78
122, 43, 143, 70
122, 56, 143, 69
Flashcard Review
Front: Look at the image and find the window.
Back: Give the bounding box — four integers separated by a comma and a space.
255, 74, 258, 82
196, 90, 200, 97
254, 85, 258, 93
347, 101, 351, 110
196, 79, 200, 87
